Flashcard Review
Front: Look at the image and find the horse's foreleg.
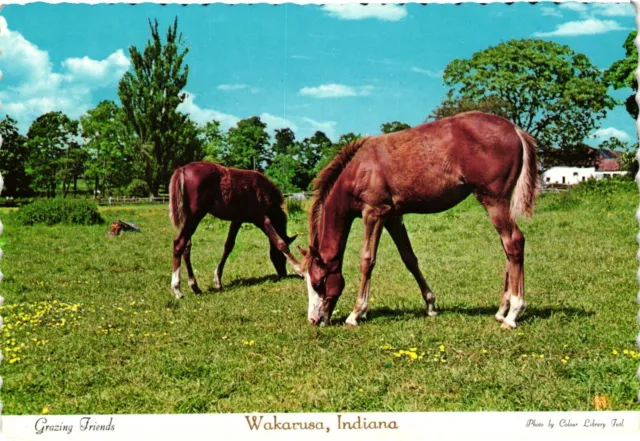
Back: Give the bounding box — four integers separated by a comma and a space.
486, 203, 526, 329
183, 240, 202, 294
385, 216, 437, 317
214, 221, 241, 290
346, 211, 384, 327
260, 216, 302, 276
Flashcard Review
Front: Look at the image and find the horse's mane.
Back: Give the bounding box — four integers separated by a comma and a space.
308, 138, 368, 250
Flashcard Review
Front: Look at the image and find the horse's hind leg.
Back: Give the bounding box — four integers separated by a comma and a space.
385, 216, 437, 317
183, 240, 202, 294
214, 220, 241, 290
484, 200, 526, 329
171, 215, 204, 299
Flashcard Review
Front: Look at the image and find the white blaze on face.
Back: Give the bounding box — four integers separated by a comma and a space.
305, 270, 322, 321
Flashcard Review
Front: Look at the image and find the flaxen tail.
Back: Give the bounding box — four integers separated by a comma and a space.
169, 167, 187, 229
511, 127, 539, 219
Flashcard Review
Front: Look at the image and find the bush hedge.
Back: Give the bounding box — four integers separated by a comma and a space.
18, 199, 104, 226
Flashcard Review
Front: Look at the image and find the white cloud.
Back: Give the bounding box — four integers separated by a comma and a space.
298, 83, 373, 99
540, 6, 563, 18
62, 50, 130, 85
301, 117, 337, 141
559, 3, 634, 18
559, 3, 588, 14
592, 3, 635, 17
411, 67, 443, 78
591, 127, 630, 141
216, 84, 260, 94
260, 113, 298, 132
178, 92, 240, 130
0, 16, 129, 131
217, 84, 248, 91
322, 4, 407, 22
534, 19, 628, 37
539, 3, 634, 37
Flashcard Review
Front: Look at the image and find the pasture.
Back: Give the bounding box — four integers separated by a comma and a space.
1, 181, 638, 414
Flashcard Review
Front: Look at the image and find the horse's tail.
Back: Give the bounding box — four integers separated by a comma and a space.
169, 167, 187, 229
511, 127, 539, 219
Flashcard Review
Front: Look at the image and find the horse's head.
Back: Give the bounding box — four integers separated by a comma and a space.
299, 246, 345, 326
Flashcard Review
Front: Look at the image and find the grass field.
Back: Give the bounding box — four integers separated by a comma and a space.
1, 181, 638, 414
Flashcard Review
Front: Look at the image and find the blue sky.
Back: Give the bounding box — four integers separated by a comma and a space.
0, 2, 636, 145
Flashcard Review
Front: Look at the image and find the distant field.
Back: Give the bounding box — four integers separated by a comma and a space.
1, 182, 638, 414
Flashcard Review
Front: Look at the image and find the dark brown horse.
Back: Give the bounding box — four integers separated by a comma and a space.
169, 162, 301, 298
300, 112, 538, 329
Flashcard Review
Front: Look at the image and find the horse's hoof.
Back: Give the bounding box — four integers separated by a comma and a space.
500, 320, 516, 330
345, 313, 359, 327
427, 310, 438, 317
191, 285, 203, 295
495, 314, 505, 323
173, 290, 184, 300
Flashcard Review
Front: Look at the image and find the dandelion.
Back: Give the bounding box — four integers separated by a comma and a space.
522, 354, 528, 358
593, 394, 611, 411
42, 407, 50, 415
481, 349, 488, 354
612, 349, 619, 356
439, 345, 445, 352
358, 388, 364, 393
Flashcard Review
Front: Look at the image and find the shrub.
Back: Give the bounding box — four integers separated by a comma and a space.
127, 179, 151, 197
286, 198, 305, 217
571, 176, 636, 198
18, 199, 104, 226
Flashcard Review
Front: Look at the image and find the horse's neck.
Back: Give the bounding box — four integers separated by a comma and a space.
318, 189, 353, 266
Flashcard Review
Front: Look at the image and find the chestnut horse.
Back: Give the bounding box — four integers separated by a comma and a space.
169, 162, 301, 298
301, 112, 538, 329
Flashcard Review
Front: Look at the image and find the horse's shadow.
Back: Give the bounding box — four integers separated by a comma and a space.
362, 304, 594, 324
206, 273, 301, 291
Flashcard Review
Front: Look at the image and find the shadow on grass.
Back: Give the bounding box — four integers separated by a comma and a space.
362, 305, 594, 324
213, 273, 301, 291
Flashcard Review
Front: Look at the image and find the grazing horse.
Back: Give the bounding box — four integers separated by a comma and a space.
169, 162, 301, 298
300, 112, 538, 329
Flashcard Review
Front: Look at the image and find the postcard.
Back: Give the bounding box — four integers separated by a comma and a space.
0, 1, 638, 440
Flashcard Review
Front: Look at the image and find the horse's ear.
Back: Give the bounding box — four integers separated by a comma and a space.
298, 246, 308, 257
286, 234, 298, 245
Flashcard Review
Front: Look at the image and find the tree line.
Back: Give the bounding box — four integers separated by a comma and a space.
0, 19, 636, 199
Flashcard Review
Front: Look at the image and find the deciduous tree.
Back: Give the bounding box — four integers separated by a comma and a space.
0, 116, 32, 196
440, 39, 614, 151
605, 31, 638, 120
381, 121, 411, 134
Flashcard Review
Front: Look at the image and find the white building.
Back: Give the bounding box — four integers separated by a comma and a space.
541, 166, 628, 186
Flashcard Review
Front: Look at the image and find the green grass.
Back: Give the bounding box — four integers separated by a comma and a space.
1, 184, 638, 414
